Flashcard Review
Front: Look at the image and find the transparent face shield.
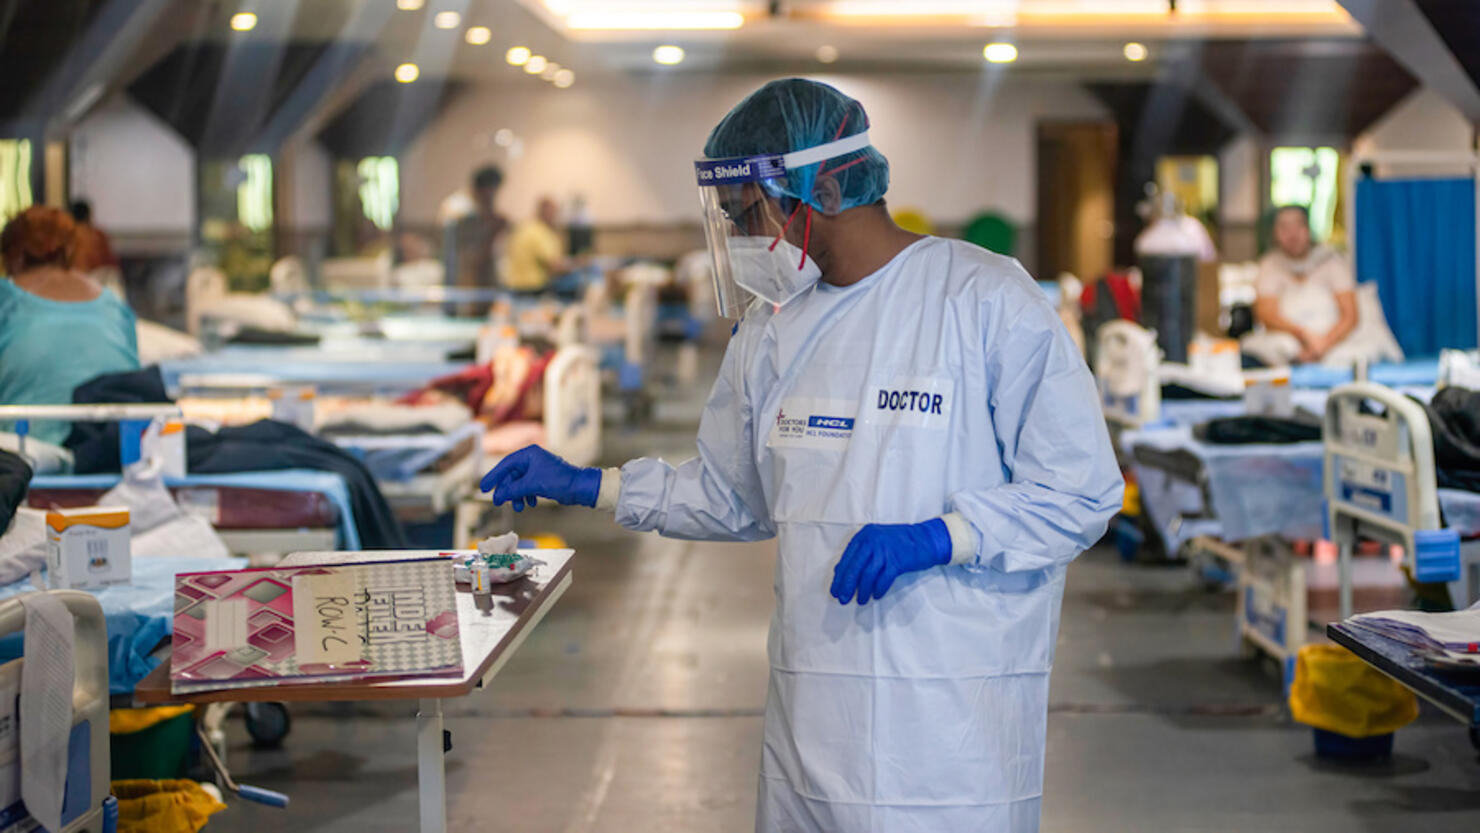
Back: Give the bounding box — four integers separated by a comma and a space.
694, 131, 872, 318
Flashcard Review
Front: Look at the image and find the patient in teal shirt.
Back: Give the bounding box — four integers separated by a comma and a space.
0, 206, 138, 446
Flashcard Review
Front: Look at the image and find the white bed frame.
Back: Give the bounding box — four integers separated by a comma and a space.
1095, 320, 1162, 429
0, 591, 111, 832
1324, 381, 1480, 620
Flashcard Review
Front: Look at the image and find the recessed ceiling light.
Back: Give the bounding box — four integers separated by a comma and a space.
494, 128, 514, 147
433, 10, 461, 29
1123, 42, 1148, 62
983, 42, 1017, 63
395, 62, 420, 83
396, 0, 424, 9
524, 55, 548, 74
541, 62, 561, 80
506, 46, 531, 66
229, 12, 257, 31
816, 45, 839, 64
553, 68, 574, 88
465, 26, 492, 45
652, 45, 686, 66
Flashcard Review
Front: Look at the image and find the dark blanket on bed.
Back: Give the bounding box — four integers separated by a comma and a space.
1424, 386, 1480, 492
0, 450, 32, 531
64, 367, 406, 548
1192, 414, 1323, 444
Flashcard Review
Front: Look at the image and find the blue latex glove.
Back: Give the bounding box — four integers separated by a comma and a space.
830, 519, 953, 605
480, 445, 601, 512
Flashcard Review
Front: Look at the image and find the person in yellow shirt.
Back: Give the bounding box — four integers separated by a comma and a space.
503, 196, 572, 293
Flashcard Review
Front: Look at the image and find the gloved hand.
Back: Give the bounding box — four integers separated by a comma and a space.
480, 445, 601, 512
830, 519, 953, 605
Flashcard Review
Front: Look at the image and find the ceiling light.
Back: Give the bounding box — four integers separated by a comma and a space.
433, 10, 461, 29
816, 45, 839, 64
524, 55, 548, 74
396, 0, 424, 9
395, 62, 420, 83
229, 12, 257, 31
553, 68, 574, 88
494, 128, 514, 147
1123, 41, 1148, 62
506, 46, 532, 66
983, 42, 1017, 63
541, 62, 562, 80
566, 11, 743, 30
465, 26, 492, 45
652, 45, 686, 66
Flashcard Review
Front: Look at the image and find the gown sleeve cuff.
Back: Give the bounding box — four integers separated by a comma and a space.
595, 468, 623, 512
941, 512, 979, 566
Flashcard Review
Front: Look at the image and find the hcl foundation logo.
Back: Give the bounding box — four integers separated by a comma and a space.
775, 407, 853, 443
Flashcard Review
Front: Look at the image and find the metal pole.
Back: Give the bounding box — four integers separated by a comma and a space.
417, 698, 447, 833
1338, 537, 1354, 622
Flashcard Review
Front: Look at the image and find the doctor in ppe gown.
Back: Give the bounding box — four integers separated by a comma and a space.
481, 78, 1124, 833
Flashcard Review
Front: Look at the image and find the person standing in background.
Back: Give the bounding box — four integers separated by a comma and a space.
566, 193, 594, 257
441, 165, 510, 314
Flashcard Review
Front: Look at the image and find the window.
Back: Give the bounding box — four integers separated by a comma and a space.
1270, 146, 1340, 242
236, 154, 274, 233
0, 140, 33, 221
356, 156, 399, 230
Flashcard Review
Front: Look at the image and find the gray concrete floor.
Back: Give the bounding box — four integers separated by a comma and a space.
207, 351, 1480, 832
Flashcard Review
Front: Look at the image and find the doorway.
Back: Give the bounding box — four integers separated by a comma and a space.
1036, 121, 1118, 282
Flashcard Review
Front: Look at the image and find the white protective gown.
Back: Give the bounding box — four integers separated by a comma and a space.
614, 237, 1123, 832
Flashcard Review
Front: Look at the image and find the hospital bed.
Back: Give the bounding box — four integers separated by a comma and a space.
1323, 382, 1480, 619
3, 404, 360, 553
1108, 367, 1480, 686
166, 342, 603, 547
0, 590, 112, 831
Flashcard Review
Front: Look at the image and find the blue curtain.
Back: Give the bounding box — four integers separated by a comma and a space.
1355, 177, 1478, 356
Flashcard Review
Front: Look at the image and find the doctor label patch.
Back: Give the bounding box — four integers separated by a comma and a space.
863, 376, 953, 429
767, 398, 857, 450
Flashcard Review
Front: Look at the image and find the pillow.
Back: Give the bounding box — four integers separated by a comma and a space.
1321, 283, 1404, 367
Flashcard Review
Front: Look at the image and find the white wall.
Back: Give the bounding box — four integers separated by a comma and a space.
400, 72, 1108, 228
68, 95, 195, 234
285, 139, 333, 228
1353, 87, 1475, 159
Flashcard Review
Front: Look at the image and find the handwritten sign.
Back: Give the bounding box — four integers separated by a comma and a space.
293, 572, 364, 665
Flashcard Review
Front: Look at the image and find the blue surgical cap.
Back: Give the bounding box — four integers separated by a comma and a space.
704, 78, 890, 215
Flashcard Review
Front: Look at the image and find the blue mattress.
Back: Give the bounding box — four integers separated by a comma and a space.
1124, 426, 1480, 551
0, 557, 245, 694
1287, 357, 1440, 390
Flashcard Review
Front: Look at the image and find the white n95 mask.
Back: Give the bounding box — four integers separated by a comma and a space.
726, 236, 823, 309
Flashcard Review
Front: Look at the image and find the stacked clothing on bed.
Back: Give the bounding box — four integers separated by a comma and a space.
1191, 413, 1324, 444
64, 367, 407, 548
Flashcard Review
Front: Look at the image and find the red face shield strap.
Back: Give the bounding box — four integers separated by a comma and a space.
766, 110, 869, 271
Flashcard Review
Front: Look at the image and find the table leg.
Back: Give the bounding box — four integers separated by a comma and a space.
417, 698, 447, 833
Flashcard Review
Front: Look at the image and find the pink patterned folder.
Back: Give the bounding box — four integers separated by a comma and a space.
171, 556, 462, 694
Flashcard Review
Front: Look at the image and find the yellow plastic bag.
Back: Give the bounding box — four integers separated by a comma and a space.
1289, 644, 1419, 737
111, 780, 226, 833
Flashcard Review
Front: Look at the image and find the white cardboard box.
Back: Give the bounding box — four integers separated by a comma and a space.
45, 507, 131, 589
